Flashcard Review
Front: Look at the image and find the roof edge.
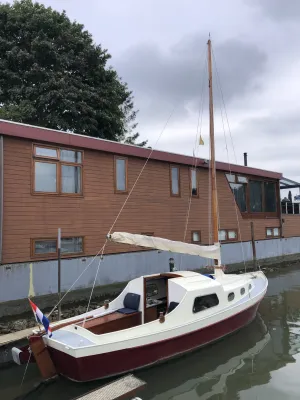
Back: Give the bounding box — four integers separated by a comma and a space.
0, 119, 282, 180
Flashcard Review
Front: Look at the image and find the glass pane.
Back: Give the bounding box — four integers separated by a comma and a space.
226, 174, 235, 183
191, 169, 198, 196
228, 230, 237, 239
230, 183, 247, 212
116, 159, 126, 191
264, 182, 276, 212
35, 162, 57, 192
192, 232, 200, 242
171, 167, 179, 195
61, 165, 82, 193
249, 181, 262, 212
60, 149, 82, 163
35, 240, 56, 254
273, 228, 279, 236
218, 230, 226, 241
61, 237, 83, 254
266, 228, 272, 236
237, 176, 247, 183
35, 147, 57, 158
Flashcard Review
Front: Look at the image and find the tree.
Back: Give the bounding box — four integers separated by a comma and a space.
288, 190, 293, 202
0, 0, 146, 145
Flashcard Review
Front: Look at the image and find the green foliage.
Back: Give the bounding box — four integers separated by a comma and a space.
0, 0, 146, 145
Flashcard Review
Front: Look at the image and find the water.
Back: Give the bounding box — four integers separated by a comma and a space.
2, 265, 300, 400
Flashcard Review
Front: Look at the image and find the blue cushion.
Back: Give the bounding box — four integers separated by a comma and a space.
117, 307, 137, 315
123, 293, 140, 311
203, 274, 215, 280
167, 301, 179, 313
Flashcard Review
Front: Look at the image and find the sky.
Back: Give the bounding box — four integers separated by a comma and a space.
6, 0, 300, 191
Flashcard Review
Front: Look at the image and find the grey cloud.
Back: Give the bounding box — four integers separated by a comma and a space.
115, 34, 267, 123
247, 0, 300, 21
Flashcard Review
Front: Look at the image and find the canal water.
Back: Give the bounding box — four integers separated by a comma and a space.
1, 265, 300, 399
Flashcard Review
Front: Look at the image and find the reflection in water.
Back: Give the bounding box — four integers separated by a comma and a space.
2, 265, 300, 399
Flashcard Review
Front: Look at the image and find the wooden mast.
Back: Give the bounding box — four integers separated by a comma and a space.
207, 37, 220, 268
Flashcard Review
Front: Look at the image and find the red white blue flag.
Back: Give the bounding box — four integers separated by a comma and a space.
29, 299, 52, 338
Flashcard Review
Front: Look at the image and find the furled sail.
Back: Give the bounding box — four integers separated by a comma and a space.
108, 232, 221, 260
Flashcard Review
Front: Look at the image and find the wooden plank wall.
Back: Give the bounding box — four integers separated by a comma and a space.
2, 136, 286, 264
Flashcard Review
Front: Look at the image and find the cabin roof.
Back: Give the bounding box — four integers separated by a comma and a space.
171, 274, 220, 291
0, 119, 282, 179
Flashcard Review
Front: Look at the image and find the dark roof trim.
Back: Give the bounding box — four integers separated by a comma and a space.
0, 119, 282, 179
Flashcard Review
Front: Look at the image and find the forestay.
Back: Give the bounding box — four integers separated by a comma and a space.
108, 232, 221, 260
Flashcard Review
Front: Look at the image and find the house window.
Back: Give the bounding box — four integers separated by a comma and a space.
115, 157, 127, 192
170, 166, 180, 196
193, 294, 219, 313
32, 237, 83, 257
218, 229, 238, 242
226, 174, 278, 215
266, 227, 280, 238
191, 231, 201, 243
33, 145, 83, 195
34, 239, 57, 255
190, 168, 198, 197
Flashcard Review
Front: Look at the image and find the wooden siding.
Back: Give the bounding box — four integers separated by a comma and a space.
2, 136, 284, 264
283, 215, 300, 238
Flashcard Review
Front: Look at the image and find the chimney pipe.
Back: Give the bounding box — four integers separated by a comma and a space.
244, 152, 248, 167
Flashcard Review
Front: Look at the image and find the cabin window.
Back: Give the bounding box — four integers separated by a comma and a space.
33, 145, 83, 195
190, 168, 198, 197
240, 287, 245, 295
249, 284, 252, 291
191, 231, 201, 243
218, 229, 238, 242
32, 237, 83, 257
115, 157, 127, 192
193, 294, 219, 313
228, 292, 235, 301
266, 227, 280, 238
170, 166, 180, 196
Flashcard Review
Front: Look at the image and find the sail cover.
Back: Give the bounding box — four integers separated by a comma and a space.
108, 232, 221, 260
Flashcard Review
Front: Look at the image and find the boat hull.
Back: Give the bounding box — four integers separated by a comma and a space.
47, 300, 261, 382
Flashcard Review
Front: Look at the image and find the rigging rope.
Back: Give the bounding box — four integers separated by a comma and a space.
48, 107, 177, 320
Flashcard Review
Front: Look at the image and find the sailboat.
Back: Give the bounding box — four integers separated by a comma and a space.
12, 39, 268, 382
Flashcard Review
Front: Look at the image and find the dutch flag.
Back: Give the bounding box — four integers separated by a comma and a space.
29, 299, 53, 338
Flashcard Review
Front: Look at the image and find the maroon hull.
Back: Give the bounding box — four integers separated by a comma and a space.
48, 301, 261, 382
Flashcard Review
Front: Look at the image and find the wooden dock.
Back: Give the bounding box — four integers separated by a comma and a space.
73, 374, 146, 400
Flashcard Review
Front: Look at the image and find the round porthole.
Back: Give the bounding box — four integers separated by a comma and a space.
240, 288, 245, 295
228, 292, 235, 301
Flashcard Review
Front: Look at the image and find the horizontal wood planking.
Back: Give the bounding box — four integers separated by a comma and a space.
2, 136, 284, 264
283, 215, 300, 238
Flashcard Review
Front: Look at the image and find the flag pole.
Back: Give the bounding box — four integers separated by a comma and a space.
58, 228, 61, 321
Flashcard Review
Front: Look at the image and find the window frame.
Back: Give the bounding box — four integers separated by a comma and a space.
32, 144, 83, 197
193, 294, 219, 313
31, 236, 84, 259
191, 230, 201, 243
265, 227, 281, 238
189, 168, 199, 198
218, 229, 238, 243
169, 165, 181, 197
114, 156, 128, 194
226, 173, 279, 218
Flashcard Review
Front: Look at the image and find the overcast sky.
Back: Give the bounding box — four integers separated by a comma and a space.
9, 0, 300, 190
